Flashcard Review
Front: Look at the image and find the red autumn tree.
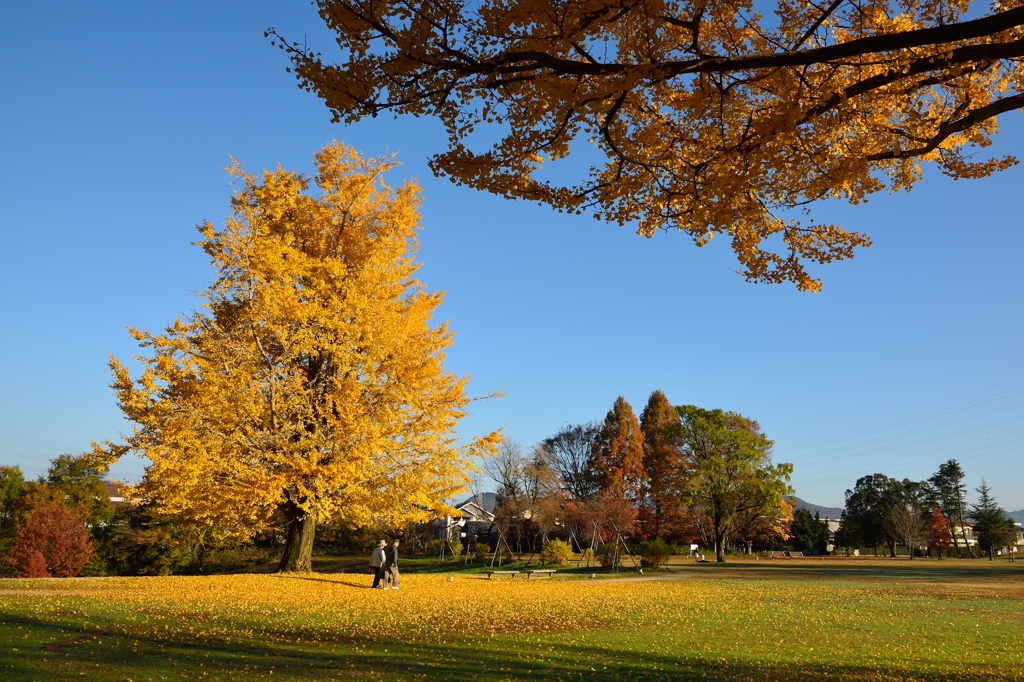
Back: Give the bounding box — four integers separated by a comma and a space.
639, 390, 687, 541
594, 489, 639, 538
23, 551, 50, 578
593, 396, 647, 504
928, 505, 954, 559
8, 502, 93, 578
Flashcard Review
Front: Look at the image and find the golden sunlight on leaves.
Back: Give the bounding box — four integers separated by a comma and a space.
104, 142, 502, 571
272, 0, 1024, 290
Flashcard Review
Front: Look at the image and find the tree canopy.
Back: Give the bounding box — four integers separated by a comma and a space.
928, 458, 973, 557
542, 422, 602, 501
843, 473, 925, 556
970, 479, 1015, 559
639, 390, 686, 540
674, 405, 792, 561
271, 0, 1024, 291
593, 396, 647, 503
107, 142, 501, 572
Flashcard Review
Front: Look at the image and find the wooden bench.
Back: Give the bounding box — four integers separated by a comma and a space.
525, 569, 556, 579
486, 570, 519, 579
789, 551, 805, 559
771, 551, 788, 559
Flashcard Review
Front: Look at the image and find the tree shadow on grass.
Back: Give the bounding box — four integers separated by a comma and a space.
682, 560, 1024, 584
3, 612, 1012, 682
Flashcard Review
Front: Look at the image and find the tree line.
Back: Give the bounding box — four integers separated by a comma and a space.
0, 143, 793, 577
484, 392, 794, 563
836, 459, 1019, 560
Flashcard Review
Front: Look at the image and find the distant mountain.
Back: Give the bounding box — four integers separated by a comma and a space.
1008, 509, 1024, 523
461, 493, 845, 518
788, 496, 844, 520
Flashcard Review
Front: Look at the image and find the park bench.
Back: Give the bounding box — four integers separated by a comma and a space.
525, 569, 556, 579
486, 570, 519, 580
771, 551, 788, 559
789, 551, 805, 559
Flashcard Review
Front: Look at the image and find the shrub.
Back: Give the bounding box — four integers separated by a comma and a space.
540, 539, 573, 566
23, 551, 50, 578
8, 502, 93, 577
638, 539, 672, 568
580, 547, 596, 566
474, 542, 491, 562
426, 538, 462, 560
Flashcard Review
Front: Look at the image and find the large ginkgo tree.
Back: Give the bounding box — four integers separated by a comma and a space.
107, 142, 501, 572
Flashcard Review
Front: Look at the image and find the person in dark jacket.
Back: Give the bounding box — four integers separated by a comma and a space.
382, 539, 400, 589
369, 540, 387, 589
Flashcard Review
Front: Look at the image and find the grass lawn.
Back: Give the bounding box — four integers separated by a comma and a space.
1, 558, 1021, 681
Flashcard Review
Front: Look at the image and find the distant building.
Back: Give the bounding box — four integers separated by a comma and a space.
819, 517, 841, 553
951, 521, 977, 547
1002, 522, 1024, 556
103, 481, 125, 508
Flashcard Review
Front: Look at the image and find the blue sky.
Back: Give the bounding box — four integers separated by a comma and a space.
2, 1, 1022, 512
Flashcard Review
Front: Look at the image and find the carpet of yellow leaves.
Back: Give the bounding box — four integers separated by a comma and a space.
1, 571, 1022, 680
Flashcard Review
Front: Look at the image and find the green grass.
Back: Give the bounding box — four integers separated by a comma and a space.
1, 558, 1021, 681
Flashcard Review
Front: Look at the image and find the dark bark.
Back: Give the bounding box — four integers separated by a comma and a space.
277, 6, 1024, 84
715, 512, 727, 562
277, 500, 317, 572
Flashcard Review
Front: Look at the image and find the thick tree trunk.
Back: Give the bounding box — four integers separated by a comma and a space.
278, 501, 317, 572
713, 510, 727, 562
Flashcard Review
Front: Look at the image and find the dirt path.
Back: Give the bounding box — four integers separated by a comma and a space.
568, 569, 702, 583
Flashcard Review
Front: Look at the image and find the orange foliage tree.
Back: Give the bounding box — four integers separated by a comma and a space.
271, 0, 1024, 291
592, 397, 647, 504
106, 142, 502, 572
928, 505, 954, 559
639, 390, 687, 541
7, 502, 93, 578
732, 497, 794, 554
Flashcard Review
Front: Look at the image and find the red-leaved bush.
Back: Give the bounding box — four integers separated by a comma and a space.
23, 551, 51, 578
8, 502, 92, 578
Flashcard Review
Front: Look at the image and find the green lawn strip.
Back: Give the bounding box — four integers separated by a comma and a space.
1, 574, 1022, 681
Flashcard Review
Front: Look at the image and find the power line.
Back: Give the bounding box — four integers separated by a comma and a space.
782, 385, 1024, 458
785, 413, 1024, 467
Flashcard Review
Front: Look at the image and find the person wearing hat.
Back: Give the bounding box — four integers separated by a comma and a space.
369, 540, 387, 589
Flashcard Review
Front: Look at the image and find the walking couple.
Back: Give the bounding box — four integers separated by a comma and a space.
370, 539, 400, 590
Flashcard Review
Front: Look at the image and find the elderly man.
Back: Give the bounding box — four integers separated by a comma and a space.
369, 540, 387, 589
382, 539, 400, 590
